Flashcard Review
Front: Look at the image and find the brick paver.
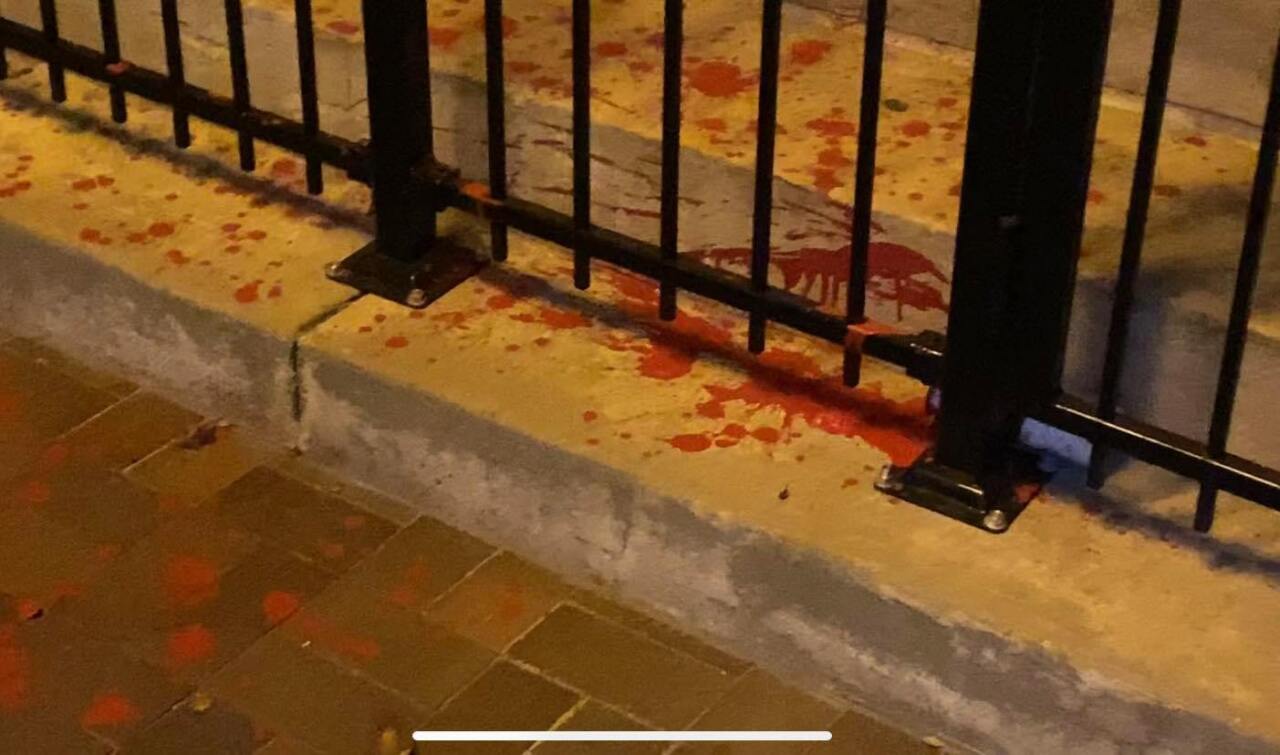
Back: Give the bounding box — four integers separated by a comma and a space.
0, 336, 944, 754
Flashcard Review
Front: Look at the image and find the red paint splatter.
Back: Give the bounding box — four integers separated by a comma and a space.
388, 560, 431, 608
668, 433, 712, 452
900, 120, 931, 138
294, 614, 380, 662
326, 19, 360, 35
818, 147, 852, 168
270, 158, 298, 177
165, 249, 190, 265
267, 284, 283, 299
687, 61, 754, 98
752, 426, 781, 443
148, 222, 175, 237
696, 118, 728, 132
81, 692, 141, 728
163, 555, 219, 608
1183, 135, 1208, 147
385, 336, 409, 349
71, 177, 98, 191
806, 115, 857, 139
15, 598, 42, 621
595, 41, 628, 57
429, 27, 463, 49
487, 293, 517, 310
1087, 188, 1106, 204
262, 590, 301, 625
639, 344, 697, 380
790, 39, 831, 65
166, 624, 216, 669
582, 410, 598, 422
937, 96, 958, 108
233, 281, 261, 304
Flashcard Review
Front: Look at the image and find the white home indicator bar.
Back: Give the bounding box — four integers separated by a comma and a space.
413, 731, 832, 742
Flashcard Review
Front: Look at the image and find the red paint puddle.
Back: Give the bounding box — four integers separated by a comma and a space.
687, 61, 755, 98
295, 613, 381, 662
0, 627, 30, 711
790, 39, 831, 65
166, 624, 216, 669
163, 554, 219, 608
262, 590, 302, 626
388, 561, 431, 609
81, 692, 141, 728
233, 281, 261, 304
667, 433, 713, 452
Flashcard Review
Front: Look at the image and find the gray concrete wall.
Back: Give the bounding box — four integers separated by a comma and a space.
791, 0, 1280, 127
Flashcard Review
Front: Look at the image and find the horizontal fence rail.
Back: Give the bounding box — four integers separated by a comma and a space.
0, 0, 1275, 536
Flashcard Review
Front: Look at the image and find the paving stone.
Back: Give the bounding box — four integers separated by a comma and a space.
0, 705, 113, 755
315, 516, 495, 612
253, 734, 327, 754
125, 424, 274, 507
214, 467, 399, 575
419, 660, 580, 755
0, 612, 189, 749
0, 348, 118, 483
1, 337, 136, 399
60, 392, 202, 472
271, 456, 420, 528
569, 592, 750, 677
674, 669, 842, 755
508, 604, 736, 729
279, 582, 494, 712
10, 460, 167, 548
806, 710, 937, 755
0, 506, 110, 615
118, 693, 272, 755
532, 700, 663, 755
424, 551, 572, 653
209, 632, 430, 755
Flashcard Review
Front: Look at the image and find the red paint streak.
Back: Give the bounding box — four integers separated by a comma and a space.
519, 307, 590, 330
270, 158, 298, 177
388, 560, 431, 608
0, 627, 30, 711
790, 39, 831, 65
233, 281, 261, 304
326, 19, 360, 35
71, 177, 98, 191
163, 555, 219, 608
668, 433, 712, 452
487, 293, 517, 310
166, 624, 216, 669
148, 222, 175, 238
1183, 134, 1208, 147
221, 223, 241, 233
1087, 188, 1105, 204
165, 249, 190, 265
81, 692, 141, 728
246, 230, 267, 241
900, 120, 931, 138
595, 41, 628, 57
687, 61, 754, 98
429, 27, 463, 49
262, 590, 301, 625
385, 336, 409, 349
639, 344, 696, 380
812, 167, 841, 195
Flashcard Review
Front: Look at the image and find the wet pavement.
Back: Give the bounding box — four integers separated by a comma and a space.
0, 333, 940, 755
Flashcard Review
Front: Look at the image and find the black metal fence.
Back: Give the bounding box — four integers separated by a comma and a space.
0, 0, 1277, 535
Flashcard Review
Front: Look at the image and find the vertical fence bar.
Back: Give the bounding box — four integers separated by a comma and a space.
1193, 31, 1280, 532
360, 0, 435, 261
1087, 0, 1181, 488
159, 0, 191, 148
224, 0, 255, 171
37, 0, 65, 102
843, 0, 887, 386
572, 0, 592, 289
484, 0, 509, 262
97, 0, 127, 122
293, 0, 323, 194
748, 0, 784, 354
880, 0, 1113, 532
658, 0, 685, 321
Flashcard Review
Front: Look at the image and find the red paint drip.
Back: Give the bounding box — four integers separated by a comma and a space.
81, 692, 141, 728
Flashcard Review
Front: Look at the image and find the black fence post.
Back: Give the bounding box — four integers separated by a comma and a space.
326, 0, 483, 307
878, 0, 1114, 533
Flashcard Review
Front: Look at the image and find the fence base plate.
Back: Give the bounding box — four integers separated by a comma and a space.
325, 240, 485, 309
876, 453, 1039, 534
